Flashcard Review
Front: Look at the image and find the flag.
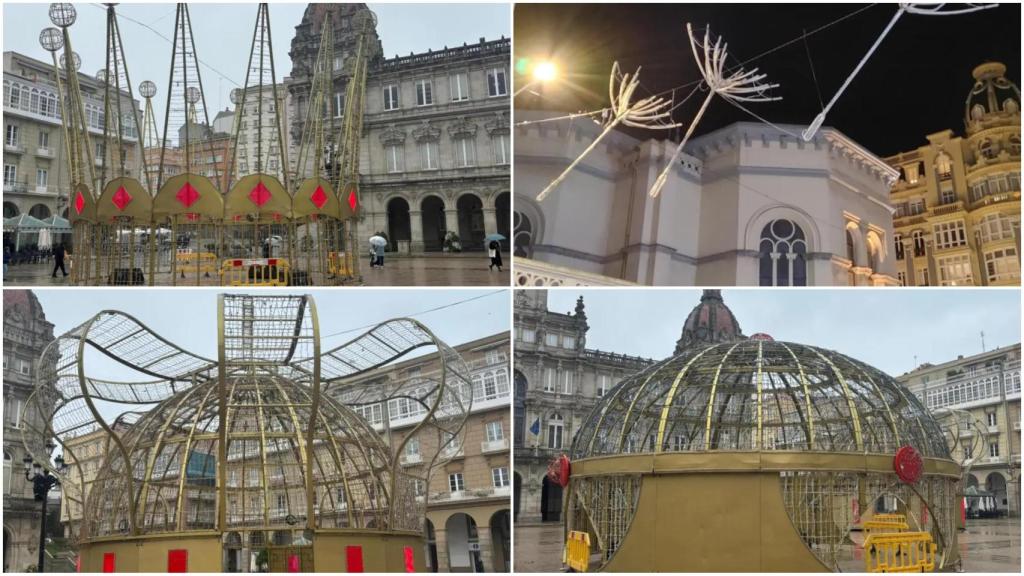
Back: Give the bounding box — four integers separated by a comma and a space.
529, 418, 540, 436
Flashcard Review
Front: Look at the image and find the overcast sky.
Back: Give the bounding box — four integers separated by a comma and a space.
545, 289, 1021, 377
3, 1, 510, 130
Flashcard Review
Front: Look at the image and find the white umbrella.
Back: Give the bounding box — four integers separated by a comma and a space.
368, 236, 387, 247
38, 228, 52, 251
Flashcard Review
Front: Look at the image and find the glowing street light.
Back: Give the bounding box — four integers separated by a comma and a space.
515, 59, 559, 98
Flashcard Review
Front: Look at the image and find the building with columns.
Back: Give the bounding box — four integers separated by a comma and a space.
328, 333, 511, 572
514, 114, 900, 286
3, 290, 56, 572
884, 62, 1021, 286
897, 344, 1021, 517
286, 4, 510, 254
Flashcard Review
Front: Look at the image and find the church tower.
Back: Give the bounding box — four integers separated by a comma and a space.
674, 289, 745, 354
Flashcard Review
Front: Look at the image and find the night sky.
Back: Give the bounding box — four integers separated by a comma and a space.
514, 3, 1021, 157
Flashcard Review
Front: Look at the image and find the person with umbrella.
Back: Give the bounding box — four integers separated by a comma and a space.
368, 235, 387, 269
485, 233, 505, 272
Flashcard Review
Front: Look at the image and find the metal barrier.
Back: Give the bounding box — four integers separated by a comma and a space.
220, 258, 291, 286
873, 514, 907, 524
328, 251, 351, 277
175, 250, 218, 278
564, 530, 591, 572
864, 519, 909, 534
863, 531, 936, 573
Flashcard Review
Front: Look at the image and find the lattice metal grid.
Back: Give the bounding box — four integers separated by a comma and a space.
21, 294, 472, 545
780, 471, 959, 571
565, 475, 642, 565
572, 340, 949, 459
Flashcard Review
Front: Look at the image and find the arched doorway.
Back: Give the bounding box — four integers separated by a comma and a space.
223, 531, 243, 572
445, 513, 482, 572
986, 472, 1008, 512
3, 202, 18, 218
495, 192, 510, 252
386, 197, 411, 252
421, 195, 446, 252
28, 203, 50, 219
513, 473, 523, 521
4, 526, 12, 572
540, 475, 562, 522
489, 510, 511, 572
424, 519, 439, 572
456, 194, 485, 251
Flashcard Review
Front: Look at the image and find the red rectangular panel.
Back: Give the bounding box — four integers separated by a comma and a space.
168, 549, 188, 573
102, 553, 116, 573
403, 546, 415, 573
287, 554, 300, 572
346, 545, 364, 573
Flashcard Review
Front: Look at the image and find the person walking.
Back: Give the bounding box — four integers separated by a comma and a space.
3, 245, 10, 279
488, 239, 503, 272
374, 241, 385, 269
52, 242, 68, 278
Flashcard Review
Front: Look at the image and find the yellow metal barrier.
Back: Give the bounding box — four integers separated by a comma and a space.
873, 513, 907, 524
863, 520, 909, 534
564, 530, 591, 572
220, 258, 291, 286
328, 251, 351, 277
864, 531, 936, 573
175, 250, 218, 278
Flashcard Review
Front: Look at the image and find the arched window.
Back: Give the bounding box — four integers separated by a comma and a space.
19, 86, 29, 111
979, 139, 996, 160
547, 413, 564, 449
894, 233, 904, 261
1004, 98, 1019, 114
867, 237, 880, 271
3, 450, 12, 495
758, 219, 807, 287
935, 153, 952, 179
30, 88, 40, 114
513, 210, 533, 258
846, 229, 857, 285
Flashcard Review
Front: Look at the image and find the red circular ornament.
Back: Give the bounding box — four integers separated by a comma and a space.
893, 445, 923, 484
547, 454, 571, 487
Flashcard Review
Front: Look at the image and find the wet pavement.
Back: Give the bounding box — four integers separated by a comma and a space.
513, 518, 1021, 573
3, 254, 510, 287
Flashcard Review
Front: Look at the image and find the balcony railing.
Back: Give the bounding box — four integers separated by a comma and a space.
931, 201, 964, 217
480, 438, 508, 454
515, 257, 638, 287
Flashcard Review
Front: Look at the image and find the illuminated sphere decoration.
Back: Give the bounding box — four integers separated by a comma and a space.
39, 27, 64, 52
59, 51, 81, 72
185, 86, 201, 104
138, 80, 157, 99
48, 3, 77, 27
229, 87, 241, 105
95, 69, 107, 84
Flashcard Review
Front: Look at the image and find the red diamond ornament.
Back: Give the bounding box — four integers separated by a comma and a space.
74, 190, 85, 214
111, 185, 133, 211
249, 181, 271, 207
310, 185, 328, 209
347, 188, 358, 212
176, 182, 200, 208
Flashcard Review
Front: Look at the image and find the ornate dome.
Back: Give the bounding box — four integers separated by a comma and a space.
83, 373, 413, 539
674, 290, 744, 354
572, 339, 950, 460
965, 62, 1021, 131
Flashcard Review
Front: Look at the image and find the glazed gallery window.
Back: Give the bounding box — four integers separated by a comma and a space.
448, 472, 465, 493
978, 213, 1016, 243
453, 136, 476, 167
758, 219, 807, 287
5, 124, 18, 146
418, 140, 439, 170
385, 144, 403, 173
450, 72, 469, 101
382, 85, 399, 110
908, 199, 925, 215
937, 254, 972, 286
933, 220, 967, 250
487, 68, 508, 96
415, 79, 433, 106
984, 247, 1019, 283
939, 185, 956, 205
545, 333, 559, 347
547, 413, 564, 449
4, 164, 17, 186
485, 421, 504, 442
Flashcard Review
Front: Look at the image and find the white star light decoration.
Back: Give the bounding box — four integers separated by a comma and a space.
648, 23, 780, 198
535, 62, 679, 202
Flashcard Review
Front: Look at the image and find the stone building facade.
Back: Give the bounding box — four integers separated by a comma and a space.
3, 290, 55, 572
512, 290, 653, 522
286, 4, 511, 253
884, 62, 1021, 286
3, 51, 141, 219
329, 333, 511, 572
898, 344, 1021, 516
514, 114, 900, 286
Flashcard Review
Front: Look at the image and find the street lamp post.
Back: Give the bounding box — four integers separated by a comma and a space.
22, 440, 67, 573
